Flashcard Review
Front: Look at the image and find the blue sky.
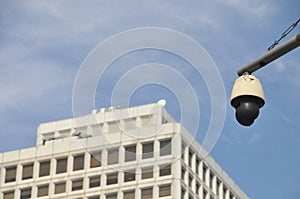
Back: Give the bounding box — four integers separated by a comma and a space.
0, 0, 300, 198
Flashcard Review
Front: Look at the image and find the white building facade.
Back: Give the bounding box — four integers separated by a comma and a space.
0, 103, 249, 199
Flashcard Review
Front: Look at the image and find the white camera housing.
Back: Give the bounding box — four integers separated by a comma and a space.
231, 74, 265, 126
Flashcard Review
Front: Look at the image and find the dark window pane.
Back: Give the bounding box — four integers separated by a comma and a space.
124, 170, 135, 182
141, 187, 152, 199
188, 150, 193, 167
125, 145, 136, 162
20, 188, 31, 199
106, 172, 118, 185
72, 179, 83, 191
3, 191, 14, 199
217, 179, 221, 196
39, 160, 50, 177
203, 164, 207, 182
107, 148, 118, 165
181, 168, 186, 180
5, 166, 17, 183
210, 172, 214, 189
196, 182, 200, 195
89, 175, 101, 188
22, 163, 33, 180
106, 193, 117, 199
142, 142, 153, 159
88, 196, 100, 199
196, 158, 200, 175
189, 174, 193, 187
181, 188, 186, 199
159, 164, 171, 176
141, 167, 153, 179
203, 189, 208, 199
55, 182, 66, 194
56, 157, 67, 174
90, 151, 101, 168
159, 184, 171, 197
160, 139, 172, 156
73, 154, 85, 171
37, 185, 49, 197
181, 143, 186, 160
124, 190, 135, 199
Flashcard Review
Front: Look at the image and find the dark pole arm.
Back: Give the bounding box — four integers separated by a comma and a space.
237, 33, 300, 76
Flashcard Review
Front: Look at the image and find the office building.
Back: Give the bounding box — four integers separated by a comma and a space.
0, 102, 249, 199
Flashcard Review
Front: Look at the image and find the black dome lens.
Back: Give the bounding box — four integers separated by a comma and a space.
235, 100, 259, 126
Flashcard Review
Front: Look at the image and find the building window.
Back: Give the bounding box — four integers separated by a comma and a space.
5, 166, 17, 183
39, 160, 50, 177
73, 154, 85, 171
210, 172, 214, 189
20, 188, 31, 199
181, 143, 186, 160
125, 145, 136, 162
56, 157, 68, 174
124, 190, 135, 199
90, 151, 101, 168
124, 170, 135, 182
88, 196, 100, 199
72, 178, 83, 191
55, 182, 66, 194
196, 157, 200, 175
22, 163, 33, 180
159, 184, 171, 197
141, 167, 153, 179
216, 178, 221, 196
203, 189, 208, 199
106, 172, 118, 185
159, 164, 171, 176
196, 182, 201, 195
160, 138, 172, 156
189, 174, 193, 187
106, 193, 117, 199
89, 175, 101, 188
37, 185, 49, 197
141, 187, 153, 199
142, 142, 153, 159
181, 188, 186, 199
188, 150, 193, 167
107, 148, 119, 165
203, 164, 207, 182
223, 186, 228, 199
181, 167, 186, 180
3, 191, 14, 199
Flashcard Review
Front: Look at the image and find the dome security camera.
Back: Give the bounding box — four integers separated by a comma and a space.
231, 74, 265, 126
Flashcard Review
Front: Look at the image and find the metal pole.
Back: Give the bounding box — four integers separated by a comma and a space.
237, 33, 300, 76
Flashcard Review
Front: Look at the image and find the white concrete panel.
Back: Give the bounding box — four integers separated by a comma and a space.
36, 144, 54, 157
2, 150, 19, 163
20, 147, 36, 160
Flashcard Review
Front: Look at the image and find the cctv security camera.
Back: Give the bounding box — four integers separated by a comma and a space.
231, 74, 265, 126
